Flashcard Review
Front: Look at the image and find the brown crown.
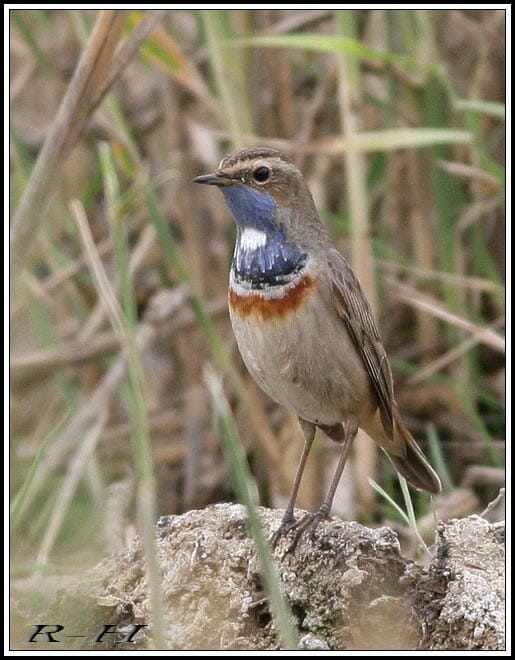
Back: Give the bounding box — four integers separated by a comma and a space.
220, 147, 292, 169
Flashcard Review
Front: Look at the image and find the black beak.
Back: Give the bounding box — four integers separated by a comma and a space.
193, 171, 238, 186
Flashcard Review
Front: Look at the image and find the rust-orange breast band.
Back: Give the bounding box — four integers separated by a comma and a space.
229, 275, 315, 321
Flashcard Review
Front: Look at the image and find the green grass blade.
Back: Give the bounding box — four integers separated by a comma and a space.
309, 127, 472, 153
371, 473, 431, 557
398, 476, 431, 556
142, 183, 230, 370
202, 10, 252, 145
98, 143, 167, 649
231, 34, 413, 68
454, 99, 505, 120
11, 10, 52, 74
204, 366, 298, 651
10, 412, 70, 524
426, 422, 454, 491
368, 478, 411, 527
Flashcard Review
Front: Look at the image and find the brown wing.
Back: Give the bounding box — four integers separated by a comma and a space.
327, 249, 394, 438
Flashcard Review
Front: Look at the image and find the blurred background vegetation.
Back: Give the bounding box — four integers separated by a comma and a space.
10, 8, 504, 586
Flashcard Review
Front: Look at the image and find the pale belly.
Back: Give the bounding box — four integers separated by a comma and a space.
228, 271, 375, 426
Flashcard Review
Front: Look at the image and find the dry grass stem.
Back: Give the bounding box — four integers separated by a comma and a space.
388, 278, 505, 352
408, 316, 505, 384
335, 11, 377, 514
71, 200, 125, 338
15, 357, 128, 522
11, 11, 127, 282
36, 411, 107, 567
378, 260, 504, 294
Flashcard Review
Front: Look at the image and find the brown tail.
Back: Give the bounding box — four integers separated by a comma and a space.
385, 414, 442, 495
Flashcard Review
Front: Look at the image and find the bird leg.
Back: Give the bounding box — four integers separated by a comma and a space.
270, 419, 315, 548
287, 417, 358, 553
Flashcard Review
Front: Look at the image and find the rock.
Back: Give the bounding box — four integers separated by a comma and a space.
14, 504, 505, 650
92, 504, 423, 649
419, 515, 505, 650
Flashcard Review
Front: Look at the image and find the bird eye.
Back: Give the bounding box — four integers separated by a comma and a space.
253, 166, 270, 183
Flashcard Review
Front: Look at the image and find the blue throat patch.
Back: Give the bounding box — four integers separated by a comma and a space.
221, 185, 307, 288
221, 184, 277, 232
233, 231, 307, 288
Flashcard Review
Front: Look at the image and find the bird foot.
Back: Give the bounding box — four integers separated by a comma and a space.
270, 505, 330, 554
269, 511, 296, 549
286, 509, 327, 553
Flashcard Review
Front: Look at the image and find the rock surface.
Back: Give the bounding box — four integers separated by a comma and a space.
421, 515, 505, 650
16, 504, 505, 651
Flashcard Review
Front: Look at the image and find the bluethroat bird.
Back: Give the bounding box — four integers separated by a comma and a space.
195, 148, 441, 543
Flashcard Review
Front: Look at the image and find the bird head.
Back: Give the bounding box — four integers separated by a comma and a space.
194, 148, 326, 249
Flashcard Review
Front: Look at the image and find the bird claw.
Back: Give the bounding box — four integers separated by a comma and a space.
270, 508, 329, 554
269, 511, 296, 549
286, 511, 325, 553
